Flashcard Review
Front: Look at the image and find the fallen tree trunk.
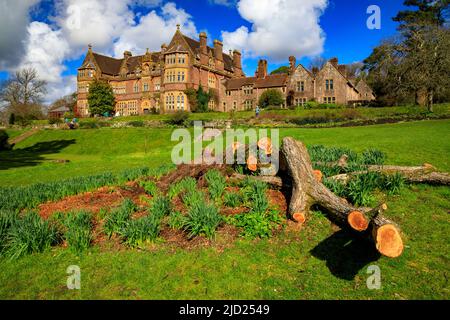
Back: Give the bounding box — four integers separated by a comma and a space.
280, 137, 404, 258
329, 164, 450, 185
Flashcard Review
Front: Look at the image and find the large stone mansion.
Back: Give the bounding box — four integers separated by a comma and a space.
75, 26, 374, 117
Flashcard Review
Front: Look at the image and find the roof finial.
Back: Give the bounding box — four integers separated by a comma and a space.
176, 24, 180, 31
88, 43, 92, 51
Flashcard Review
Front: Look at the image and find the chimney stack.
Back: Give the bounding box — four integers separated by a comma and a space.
199, 32, 207, 55
213, 40, 223, 62
123, 50, 132, 59
199, 32, 208, 65
233, 49, 242, 71
289, 56, 296, 74
329, 57, 338, 68
256, 59, 267, 79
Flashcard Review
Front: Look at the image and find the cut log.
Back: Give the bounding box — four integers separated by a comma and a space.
280, 137, 403, 258
329, 164, 450, 186
229, 173, 283, 188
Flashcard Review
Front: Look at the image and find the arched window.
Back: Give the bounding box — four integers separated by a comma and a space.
181, 94, 185, 110
177, 95, 181, 110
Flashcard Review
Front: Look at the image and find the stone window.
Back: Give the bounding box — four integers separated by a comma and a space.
155, 83, 160, 91
233, 101, 237, 110
133, 83, 139, 93
243, 85, 253, 95
296, 81, 305, 92
143, 83, 149, 92
208, 75, 216, 87
326, 79, 334, 91
244, 100, 253, 110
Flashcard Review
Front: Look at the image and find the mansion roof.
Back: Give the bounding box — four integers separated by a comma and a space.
226, 73, 289, 90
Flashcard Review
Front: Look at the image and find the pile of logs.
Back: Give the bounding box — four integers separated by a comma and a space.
228, 136, 450, 259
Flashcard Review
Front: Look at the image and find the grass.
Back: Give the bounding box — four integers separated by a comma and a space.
0, 119, 449, 299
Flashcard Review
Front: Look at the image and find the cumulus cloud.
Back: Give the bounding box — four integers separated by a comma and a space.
0, 0, 40, 69
113, 2, 198, 57
2, 1, 200, 104
222, 0, 328, 61
208, 0, 237, 7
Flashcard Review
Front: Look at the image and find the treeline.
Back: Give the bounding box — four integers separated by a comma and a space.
363, 0, 450, 111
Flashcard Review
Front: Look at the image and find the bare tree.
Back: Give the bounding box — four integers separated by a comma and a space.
308, 56, 327, 71
0, 67, 47, 119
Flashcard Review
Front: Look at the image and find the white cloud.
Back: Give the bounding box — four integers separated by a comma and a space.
4, 1, 200, 104
209, 0, 236, 7
0, 0, 40, 69
113, 2, 198, 57
222, 0, 328, 62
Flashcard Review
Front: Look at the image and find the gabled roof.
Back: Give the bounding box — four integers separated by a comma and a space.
92, 53, 123, 75
226, 74, 288, 90
181, 35, 235, 72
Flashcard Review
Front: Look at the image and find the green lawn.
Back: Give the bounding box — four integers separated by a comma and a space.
0, 120, 449, 299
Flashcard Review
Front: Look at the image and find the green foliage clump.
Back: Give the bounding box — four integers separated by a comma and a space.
0, 210, 19, 254
121, 215, 161, 247
139, 180, 159, 196
168, 177, 197, 199
229, 179, 282, 238
184, 201, 223, 239
205, 169, 226, 201
229, 208, 282, 239
223, 192, 244, 208
381, 173, 405, 195
0, 129, 12, 151
258, 89, 285, 108
167, 111, 190, 126
362, 149, 386, 165
150, 196, 171, 220
168, 211, 187, 230
63, 210, 93, 253
4, 211, 60, 259
103, 199, 137, 237
182, 190, 206, 208
87, 80, 116, 116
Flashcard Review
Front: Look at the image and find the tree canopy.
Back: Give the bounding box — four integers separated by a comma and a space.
270, 66, 290, 75
87, 80, 115, 116
258, 89, 285, 108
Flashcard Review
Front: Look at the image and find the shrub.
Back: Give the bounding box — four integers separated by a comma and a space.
127, 120, 145, 127
258, 89, 285, 108
205, 169, 226, 201
5, 211, 60, 259
345, 172, 381, 206
121, 215, 161, 247
64, 210, 93, 253
223, 192, 243, 208
0, 130, 12, 151
184, 201, 223, 239
168, 211, 187, 230
48, 118, 63, 125
304, 101, 320, 109
88, 79, 115, 116
167, 111, 189, 126
229, 208, 282, 239
103, 199, 136, 237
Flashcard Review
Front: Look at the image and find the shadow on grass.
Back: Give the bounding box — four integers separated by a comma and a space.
0, 139, 76, 170
310, 229, 381, 280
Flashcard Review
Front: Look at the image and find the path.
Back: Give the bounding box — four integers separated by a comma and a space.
9, 128, 39, 145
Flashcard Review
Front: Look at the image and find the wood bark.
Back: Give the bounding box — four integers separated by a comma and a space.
280, 137, 404, 258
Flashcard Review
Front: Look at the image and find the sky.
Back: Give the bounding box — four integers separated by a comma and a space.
0, 0, 408, 104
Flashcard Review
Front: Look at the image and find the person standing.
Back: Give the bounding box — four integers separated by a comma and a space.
255, 105, 260, 118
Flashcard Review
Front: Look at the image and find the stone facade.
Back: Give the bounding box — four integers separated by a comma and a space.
75, 27, 374, 117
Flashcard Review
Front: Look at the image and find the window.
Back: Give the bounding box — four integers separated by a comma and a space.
133, 83, 139, 93
243, 86, 253, 95
88, 70, 93, 78
323, 97, 336, 104
244, 100, 253, 110
143, 83, 149, 92
226, 91, 232, 96
178, 54, 186, 64
297, 81, 305, 92
155, 83, 160, 91
326, 79, 334, 91
233, 101, 237, 110
208, 75, 216, 87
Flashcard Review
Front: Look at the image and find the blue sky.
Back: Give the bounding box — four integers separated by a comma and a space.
0, 0, 407, 102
